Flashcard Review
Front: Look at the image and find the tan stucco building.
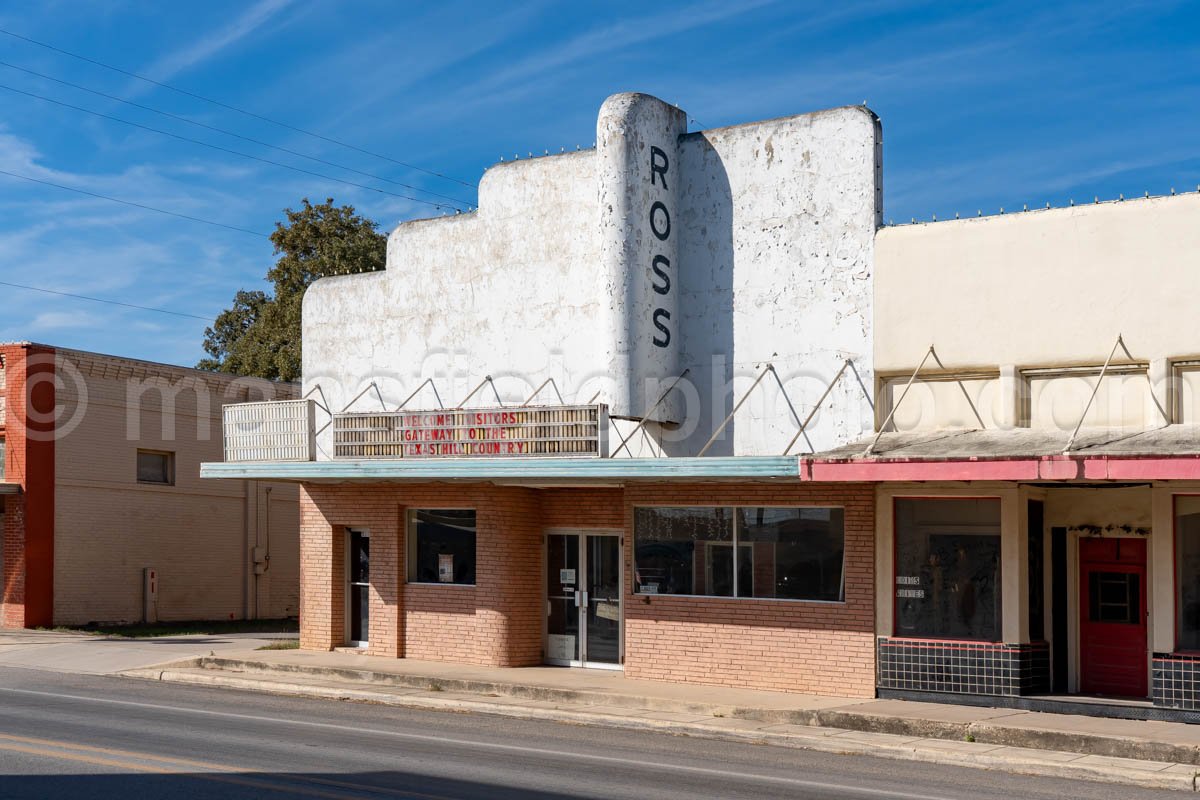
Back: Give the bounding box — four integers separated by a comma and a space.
0, 343, 299, 628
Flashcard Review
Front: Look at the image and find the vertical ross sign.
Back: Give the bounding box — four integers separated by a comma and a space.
598, 93, 686, 421
649, 145, 672, 348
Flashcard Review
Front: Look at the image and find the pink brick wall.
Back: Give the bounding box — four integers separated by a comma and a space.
297, 481, 876, 696
300, 484, 543, 666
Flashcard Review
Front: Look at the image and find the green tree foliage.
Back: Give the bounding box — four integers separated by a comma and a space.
198, 198, 386, 381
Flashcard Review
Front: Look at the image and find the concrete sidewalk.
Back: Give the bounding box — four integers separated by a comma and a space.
0, 628, 295, 674
123, 648, 1200, 793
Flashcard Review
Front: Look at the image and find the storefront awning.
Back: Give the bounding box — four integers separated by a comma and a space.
200, 456, 800, 485
801, 424, 1200, 482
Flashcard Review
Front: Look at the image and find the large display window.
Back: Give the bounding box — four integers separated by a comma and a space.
1175, 496, 1200, 651
894, 497, 1002, 641
633, 506, 845, 601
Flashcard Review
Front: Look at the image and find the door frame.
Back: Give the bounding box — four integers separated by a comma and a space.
543, 528, 623, 670
345, 527, 370, 648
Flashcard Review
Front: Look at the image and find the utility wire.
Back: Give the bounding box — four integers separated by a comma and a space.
0, 59, 471, 207
0, 167, 269, 238
0, 279, 212, 321
0, 82, 463, 211
0, 26, 477, 189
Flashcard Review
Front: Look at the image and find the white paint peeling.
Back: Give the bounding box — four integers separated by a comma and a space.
302, 94, 880, 458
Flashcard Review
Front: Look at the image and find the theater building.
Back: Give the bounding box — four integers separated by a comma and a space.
205, 91, 1200, 716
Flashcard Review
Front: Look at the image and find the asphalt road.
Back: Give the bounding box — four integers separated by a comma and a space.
0, 666, 1181, 799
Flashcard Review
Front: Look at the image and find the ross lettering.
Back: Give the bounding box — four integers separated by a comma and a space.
651, 254, 671, 295
650, 146, 669, 190
648, 144, 673, 351
652, 308, 671, 348
649, 201, 670, 241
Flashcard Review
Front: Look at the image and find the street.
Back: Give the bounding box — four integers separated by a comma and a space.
0, 666, 1180, 799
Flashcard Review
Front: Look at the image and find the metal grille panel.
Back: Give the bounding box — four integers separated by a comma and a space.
333, 405, 608, 459
223, 399, 316, 462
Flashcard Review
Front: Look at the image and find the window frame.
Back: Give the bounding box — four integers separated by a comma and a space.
1173, 493, 1200, 653
891, 495, 1004, 643
406, 507, 478, 587
136, 449, 175, 486
631, 503, 847, 604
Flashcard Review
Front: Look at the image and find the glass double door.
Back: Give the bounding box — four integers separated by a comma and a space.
546, 533, 621, 668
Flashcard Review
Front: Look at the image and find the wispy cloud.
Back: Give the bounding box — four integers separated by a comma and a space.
28, 310, 105, 332
407, 0, 779, 121
138, 0, 294, 84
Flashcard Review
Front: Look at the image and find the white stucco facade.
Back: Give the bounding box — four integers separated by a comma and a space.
303, 93, 881, 458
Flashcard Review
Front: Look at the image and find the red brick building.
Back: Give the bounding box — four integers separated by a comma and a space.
287, 481, 875, 697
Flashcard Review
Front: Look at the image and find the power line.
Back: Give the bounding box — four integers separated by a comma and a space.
0, 167, 269, 237
0, 82, 463, 211
0, 26, 477, 189
0, 279, 213, 321
0, 59, 472, 207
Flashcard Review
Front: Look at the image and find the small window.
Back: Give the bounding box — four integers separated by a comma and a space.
136, 450, 174, 485
1088, 572, 1140, 624
407, 510, 476, 585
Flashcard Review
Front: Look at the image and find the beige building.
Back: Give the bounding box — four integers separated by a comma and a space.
815, 192, 1200, 707
0, 342, 299, 628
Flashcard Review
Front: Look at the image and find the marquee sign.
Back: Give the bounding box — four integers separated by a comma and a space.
332, 404, 609, 459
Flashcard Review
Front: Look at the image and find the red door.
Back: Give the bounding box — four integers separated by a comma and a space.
1079, 538, 1147, 697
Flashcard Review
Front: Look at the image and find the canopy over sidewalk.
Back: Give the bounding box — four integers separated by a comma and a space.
801, 424, 1200, 481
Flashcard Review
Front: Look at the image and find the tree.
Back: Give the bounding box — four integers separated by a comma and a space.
199, 198, 386, 381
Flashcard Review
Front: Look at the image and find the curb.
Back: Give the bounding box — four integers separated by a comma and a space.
123, 666, 1200, 793
188, 656, 1200, 767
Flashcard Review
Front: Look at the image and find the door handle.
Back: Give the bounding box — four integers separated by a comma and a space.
574, 590, 581, 607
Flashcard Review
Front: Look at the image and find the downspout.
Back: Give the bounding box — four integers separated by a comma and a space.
242, 479, 251, 620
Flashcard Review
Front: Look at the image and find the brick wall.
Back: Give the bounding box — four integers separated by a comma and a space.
1, 494, 24, 628
297, 481, 875, 696
0, 344, 55, 628
622, 483, 876, 697
299, 483, 545, 666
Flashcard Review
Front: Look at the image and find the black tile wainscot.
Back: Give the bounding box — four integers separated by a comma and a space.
1153, 653, 1200, 710
877, 638, 1050, 696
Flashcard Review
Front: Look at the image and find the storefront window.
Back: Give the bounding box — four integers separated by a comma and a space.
1175, 496, 1200, 650
633, 507, 732, 596
407, 509, 476, 585
894, 498, 1002, 641
633, 506, 845, 601
738, 507, 845, 601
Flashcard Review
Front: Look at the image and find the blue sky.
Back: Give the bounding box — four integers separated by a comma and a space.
0, 0, 1195, 368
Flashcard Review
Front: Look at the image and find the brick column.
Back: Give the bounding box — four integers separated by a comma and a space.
299, 486, 341, 650
1, 494, 25, 628
476, 487, 542, 666
366, 504, 401, 658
